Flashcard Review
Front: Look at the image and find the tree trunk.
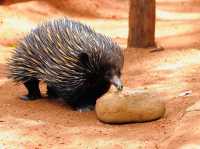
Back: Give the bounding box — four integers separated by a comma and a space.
128, 0, 156, 48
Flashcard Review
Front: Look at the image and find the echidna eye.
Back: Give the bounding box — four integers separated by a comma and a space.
104, 71, 112, 79
79, 52, 89, 66
118, 71, 121, 77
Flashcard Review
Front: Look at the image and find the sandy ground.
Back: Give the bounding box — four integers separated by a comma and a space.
1, 0, 200, 148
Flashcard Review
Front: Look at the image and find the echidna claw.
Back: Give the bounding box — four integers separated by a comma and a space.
75, 105, 94, 112
20, 95, 41, 101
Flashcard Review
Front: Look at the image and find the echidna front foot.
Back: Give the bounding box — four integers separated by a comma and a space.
74, 105, 95, 112
47, 85, 59, 99
21, 79, 41, 101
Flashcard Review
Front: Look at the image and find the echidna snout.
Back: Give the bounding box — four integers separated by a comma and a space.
103, 67, 123, 91
110, 75, 123, 91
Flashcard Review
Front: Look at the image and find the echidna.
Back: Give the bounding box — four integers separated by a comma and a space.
8, 18, 124, 111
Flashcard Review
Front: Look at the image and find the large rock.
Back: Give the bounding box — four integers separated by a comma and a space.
95, 87, 166, 124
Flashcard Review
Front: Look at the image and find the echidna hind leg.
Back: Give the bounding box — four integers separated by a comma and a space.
47, 85, 59, 99
20, 79, 41, 101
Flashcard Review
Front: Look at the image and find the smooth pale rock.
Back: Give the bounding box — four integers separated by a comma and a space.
95, 87, 166, 124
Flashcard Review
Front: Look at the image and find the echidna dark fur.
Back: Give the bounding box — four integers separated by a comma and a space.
8, 18, 124, 111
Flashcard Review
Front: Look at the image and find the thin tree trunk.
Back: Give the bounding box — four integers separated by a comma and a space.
128, 0, 156, 48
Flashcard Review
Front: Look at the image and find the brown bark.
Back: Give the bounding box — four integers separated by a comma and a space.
128, 0, 156, 48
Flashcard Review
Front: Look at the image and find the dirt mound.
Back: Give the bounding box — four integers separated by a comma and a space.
1, 0, 128, 19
